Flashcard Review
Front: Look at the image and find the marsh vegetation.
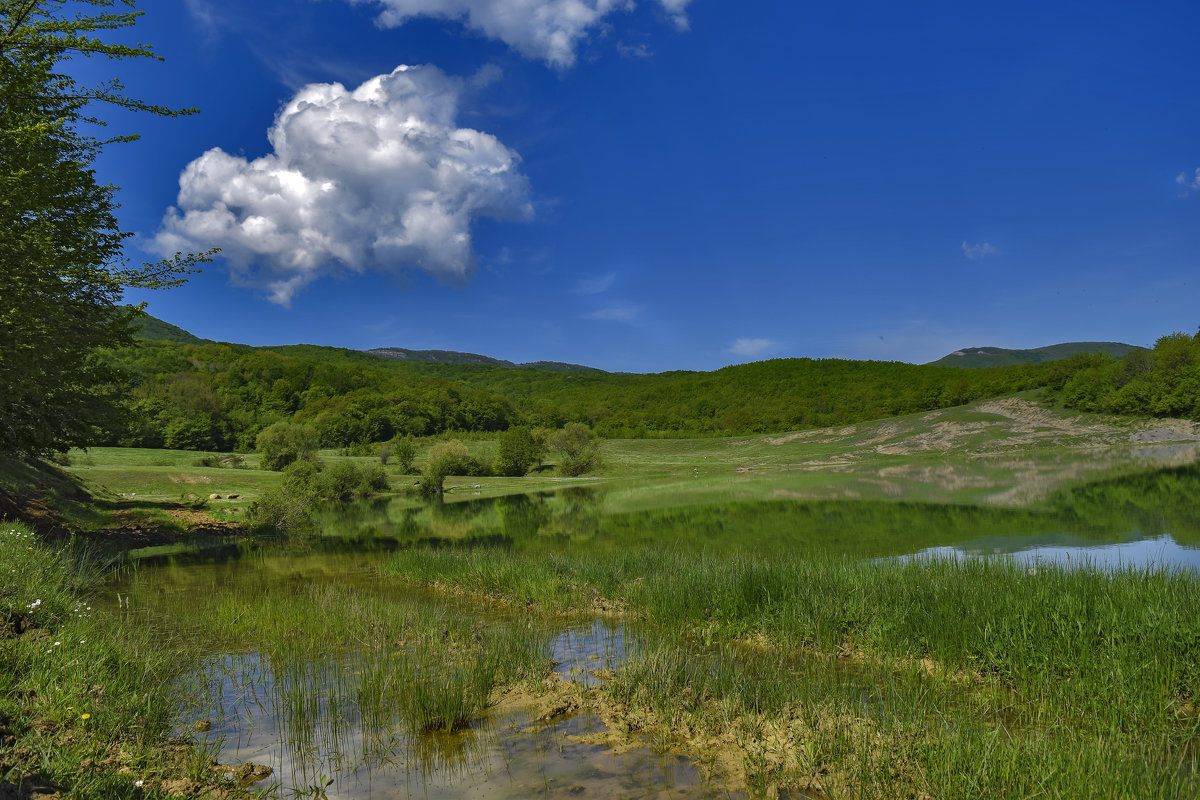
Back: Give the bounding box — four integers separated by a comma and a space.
4, 397, 1200, 797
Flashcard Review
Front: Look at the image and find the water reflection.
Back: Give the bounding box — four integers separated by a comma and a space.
125, 465, 1200, 572
899, 534, 1200, 573
185, 644, 732, 799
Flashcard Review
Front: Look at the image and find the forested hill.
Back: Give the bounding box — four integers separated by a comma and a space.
103, 334, 1049, 451
127, 310, 209, 345
368, 346, 601, 372
928, 342, 1142, 368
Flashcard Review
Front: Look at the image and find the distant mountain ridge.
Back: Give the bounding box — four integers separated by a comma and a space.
928, 342, 1144, 368
128, 310, 1140, 374
366, 347, 604, 373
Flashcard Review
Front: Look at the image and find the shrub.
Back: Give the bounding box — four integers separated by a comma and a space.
315, 460, 367, 502
550, 422, 602, 477
256, 422, 319, 471
493, 427, 544, 477
247, 487, 314, 533
361, 463, 390, 492
390, 438, 417, 474
421, 440, 473, 499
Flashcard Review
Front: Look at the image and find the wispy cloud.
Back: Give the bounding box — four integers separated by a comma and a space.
962, 241, 999, 260
583, 305, 640, 324
1177, 168, 1200, 197
728, 337, 774, 357
616, 41, 653, 59
154, 65, 532, 306
184, 0, 221, 37
572, 272, 616, 295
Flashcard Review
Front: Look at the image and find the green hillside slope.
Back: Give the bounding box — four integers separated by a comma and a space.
929, 342, 1142, 368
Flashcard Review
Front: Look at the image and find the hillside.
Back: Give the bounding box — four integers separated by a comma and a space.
127, 309, 210, 345
115, 314, 1200, 454
103, 331, 1050, 450
368, 347, 602, 372
928, 342, 1142, 368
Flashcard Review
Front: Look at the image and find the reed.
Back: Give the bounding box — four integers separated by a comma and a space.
382, 542, 1200, 796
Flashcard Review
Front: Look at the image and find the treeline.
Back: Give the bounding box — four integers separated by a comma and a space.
1049, 331, 1200, 419
99, 338, 1049, 450
103, 340, 518, 451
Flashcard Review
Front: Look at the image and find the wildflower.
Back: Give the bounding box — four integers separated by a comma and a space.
80, 713, 91, 720
134, 780, 144, 787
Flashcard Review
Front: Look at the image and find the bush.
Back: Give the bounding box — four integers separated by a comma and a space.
421, 440, 473, 499
390, 438, 417, 473
361, 463, 390, 492
247, 487, 314, 533
251, 459, 390, 532
550, 422, 602, 477
493, 427, 544, 477
315, 460, 367, 502
256, 422, 319, 471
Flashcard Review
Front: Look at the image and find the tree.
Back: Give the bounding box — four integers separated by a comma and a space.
550, 422, 601, 477
493, 426, 544, 477
256, 422, 319, 471
390, 437, 417, 473
0, 1, 208, 456
420, 440, 472, 500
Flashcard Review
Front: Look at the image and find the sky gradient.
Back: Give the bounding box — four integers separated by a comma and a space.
89, 0, 1200, 372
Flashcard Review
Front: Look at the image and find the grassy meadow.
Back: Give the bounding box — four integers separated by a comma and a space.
3, 394, 1200, 797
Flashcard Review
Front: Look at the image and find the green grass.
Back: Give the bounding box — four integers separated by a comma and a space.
380, 544, 1200, 797
0, 522, 219, 797
59, 392, 1191, 524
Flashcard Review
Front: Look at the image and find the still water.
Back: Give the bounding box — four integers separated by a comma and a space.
110, 466, 1200, 798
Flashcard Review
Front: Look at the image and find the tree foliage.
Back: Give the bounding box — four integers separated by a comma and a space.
99, 337, 1050, 449
493, 426, 544, 477
421, 440, 474, 500
551, 422, 601, 476
256, 422, 318, 471
0, 0, 205, 456
1051, 330, 1200, 419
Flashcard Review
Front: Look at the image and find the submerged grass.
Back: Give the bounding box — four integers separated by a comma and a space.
381, 544, 1200, 797
149, 577, 552, 749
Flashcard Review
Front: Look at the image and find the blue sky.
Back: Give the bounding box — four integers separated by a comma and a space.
90, 0, 1199, 372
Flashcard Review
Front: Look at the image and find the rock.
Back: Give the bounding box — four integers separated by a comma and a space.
225, 493, 240, 500
208, 494, 221, 500
233, 762, 272, 785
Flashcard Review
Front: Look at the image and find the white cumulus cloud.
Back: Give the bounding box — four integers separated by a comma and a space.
962, 241, 999, 260
728, 338, 774, 357
153, 65, 532, 305
349, 0, 692, 67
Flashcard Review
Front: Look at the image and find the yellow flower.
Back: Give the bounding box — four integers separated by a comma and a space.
80, 713, 91, 720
